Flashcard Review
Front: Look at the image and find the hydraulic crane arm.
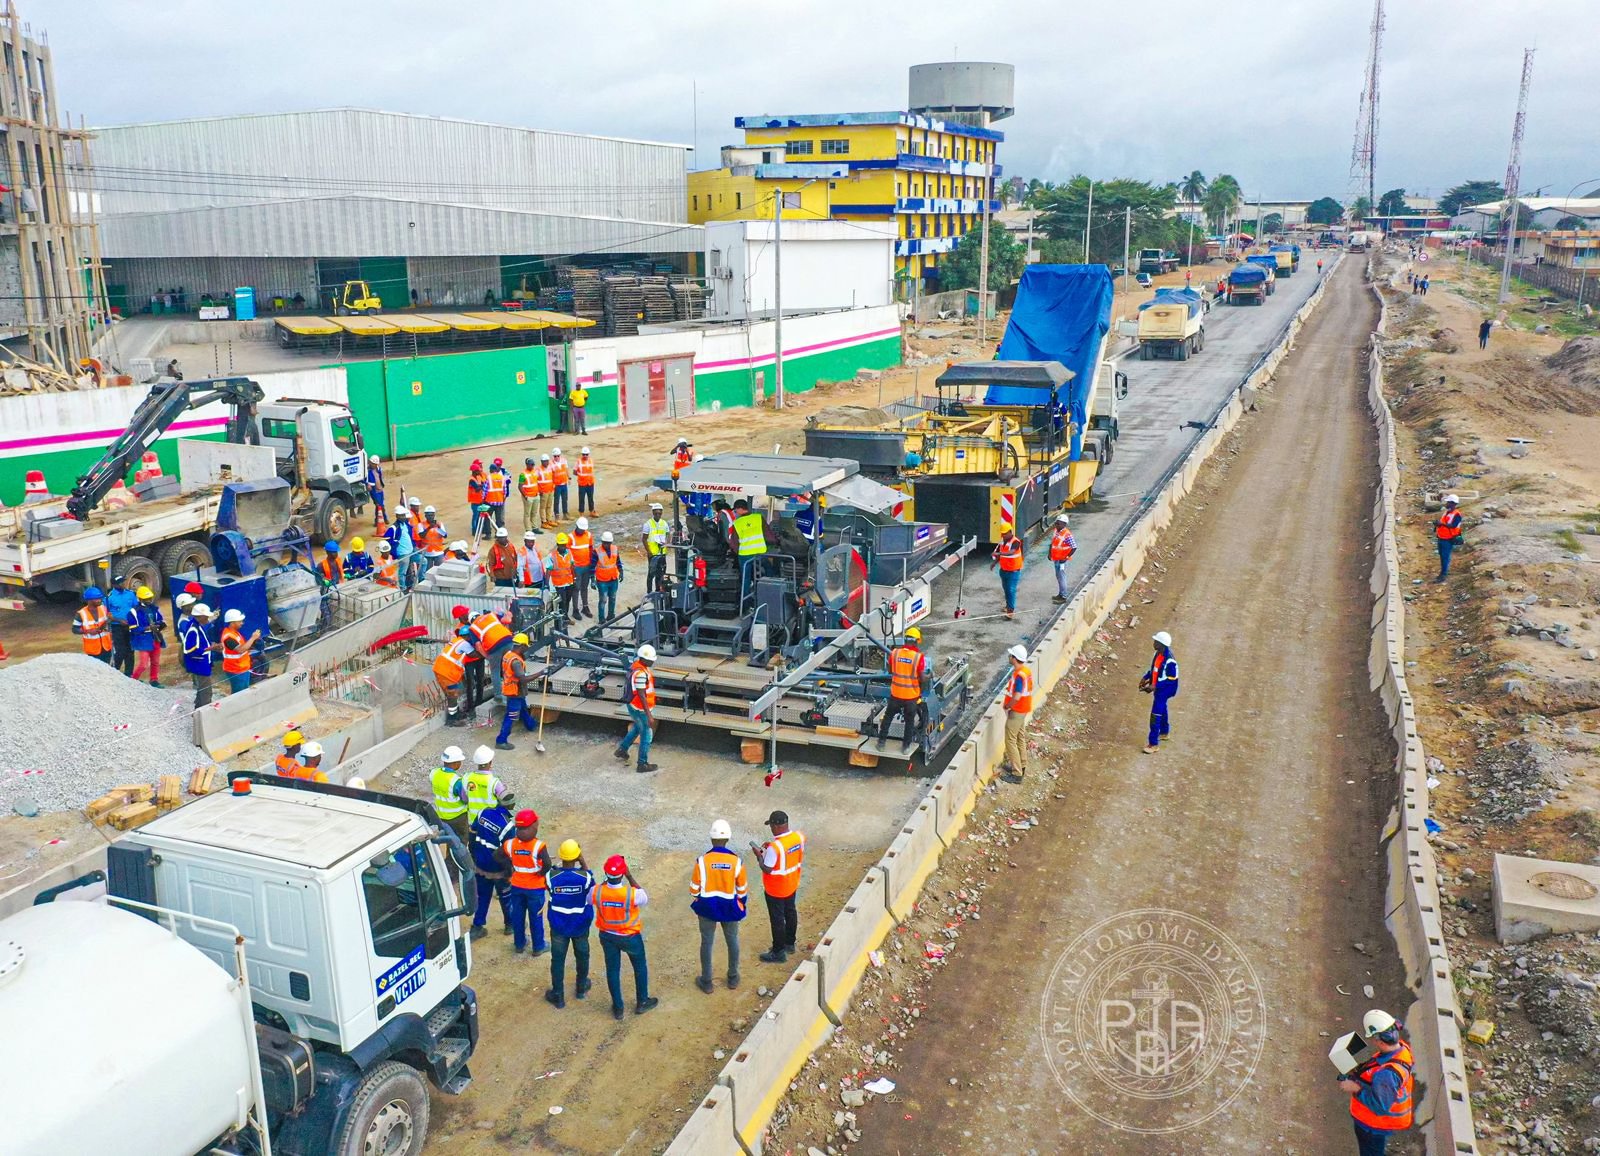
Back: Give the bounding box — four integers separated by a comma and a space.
66, 376, 266, 521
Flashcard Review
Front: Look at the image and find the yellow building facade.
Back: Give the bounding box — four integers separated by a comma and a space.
686, 112, 1002, 288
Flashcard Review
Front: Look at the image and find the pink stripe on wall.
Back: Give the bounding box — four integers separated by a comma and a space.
0, 416, 228, 454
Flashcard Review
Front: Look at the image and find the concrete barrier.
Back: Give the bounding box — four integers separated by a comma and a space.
879, 801, 944, 921
715, 961, 831, 1150
192, 667, 316, 759
662, 1085, 743, 1156
812, 867, 896, 1023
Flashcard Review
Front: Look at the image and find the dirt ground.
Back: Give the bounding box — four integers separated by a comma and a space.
764, 259, 1413, 1152
1376, 249, 1600, 1152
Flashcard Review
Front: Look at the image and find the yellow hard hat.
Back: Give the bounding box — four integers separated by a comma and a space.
905, 626, 921, 641
556, 532, 570, 545
135, 585, 154, 600
513, 632, 530, 645
558, 839, 582, 861
350, 536, 365, 550
284, 730, 304, 746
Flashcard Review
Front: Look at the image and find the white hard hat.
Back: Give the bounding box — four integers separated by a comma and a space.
1444, 493, 1459, 504
175, 593, 196, 609
1055, 512, 1071, 524
472, 745, 494, 765
423, 504, 436, 515
600, 530, 614, 543
300, 741, 323, 759
408, 496, 422, 507
693, 453, 706, 463
576, 516, 589, 530
637, 643, 657, 662
450, 540, 468, 552
369, 455, 380, 464
192, 603, 213, 617
223, 608, 245, 623
710, 819, 733, 840
441, 746, 465, 763
523, 530, 538, 540
552, 446, 563, 455
1363, 1009, 1398, 1036
376, 540, 391, 552
495, 527, 509, 538
346, 776, 367, 789
540, 453, 550, 462
580, 446, 591, 454
650, 501, 663, 511
1008, 644, 1027, 662
1153, 631, 1173, 647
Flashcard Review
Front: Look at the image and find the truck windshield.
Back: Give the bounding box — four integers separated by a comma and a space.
330, 416, 361, 455
362, 841, 449, 959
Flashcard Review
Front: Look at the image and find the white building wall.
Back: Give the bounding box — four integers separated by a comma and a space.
704, 220, 896, 320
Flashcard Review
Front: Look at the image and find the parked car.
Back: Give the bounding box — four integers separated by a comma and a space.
1135, 272, 1154, 287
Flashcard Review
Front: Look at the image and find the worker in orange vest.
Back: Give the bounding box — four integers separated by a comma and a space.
73, 586, 113, 662
487, 526, 519, 588
1339, 1009, 1414, 1153
466, 608, 516, 705
274, 730, 305, 776
1000, 644, 1034, 784
373, 540, 399, 587
549, 447, 571, 519
289, 740, 330, 782
569, 516, 595, 619
877, 626, 928, 754
691, 818, 748, 993
614, 643, 659, 773
485, 458, 509, 529
316, 540, 343, 588
670, 438, 693, 480
990, 528, 1024, 618
594, 854, 657, 1019
518, 457, 541, 533
218, 608, 261, 694
467, 462, 488, 535
548, 533, 576, 620
574, 447, 597, 514
433, 635, 474, 727
1047, 512, 1076, 603
495, 809, 551, 955
495, 633, 536, 750
1435, 494, 1462, 582
751, 810, 804, 963
593, 530, 623, 621
536, 454, 557, 528
418, 507, 448, 577
517, 529, 546, 587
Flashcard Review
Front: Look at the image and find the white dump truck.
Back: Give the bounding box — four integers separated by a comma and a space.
1136, 287, 1206, 360
0, 776, 478, 1156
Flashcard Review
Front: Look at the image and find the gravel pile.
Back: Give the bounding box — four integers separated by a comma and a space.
0, 653, 207, 814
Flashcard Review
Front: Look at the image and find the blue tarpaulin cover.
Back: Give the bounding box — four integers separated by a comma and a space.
1229, 263, 1269, 284
994, 264, 1114, 459
1245, 255, 1278, 272
1139, 287, 1203, 317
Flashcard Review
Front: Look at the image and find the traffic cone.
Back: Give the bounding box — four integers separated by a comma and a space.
23, 469, 48, 502
140, 451, 163, 477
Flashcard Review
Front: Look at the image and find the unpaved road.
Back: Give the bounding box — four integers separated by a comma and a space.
822, 260, 1413, 1152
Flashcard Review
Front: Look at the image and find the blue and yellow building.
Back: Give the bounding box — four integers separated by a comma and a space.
687, 111, 1003, 290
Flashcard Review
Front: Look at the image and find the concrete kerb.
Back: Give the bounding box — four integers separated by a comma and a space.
879, 800, 944, 921
716, 961, 831, 1151
812, 867, 896, 1024
662, 1084, 742, 1156
192, 667, 317, 760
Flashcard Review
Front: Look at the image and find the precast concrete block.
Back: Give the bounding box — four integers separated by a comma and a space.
194, 667, 316, 760
929, 744, 980, 844
813, 869, 896, 1023
1494, 853, 1600, 944
879, 803, 944, 922
664, 1084, 743, 1156
717, 962, 830, 1148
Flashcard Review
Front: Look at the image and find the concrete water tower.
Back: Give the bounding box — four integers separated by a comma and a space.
908, 62, 1015, 128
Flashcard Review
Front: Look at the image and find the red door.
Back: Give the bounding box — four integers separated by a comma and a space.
647, 360, 668, 419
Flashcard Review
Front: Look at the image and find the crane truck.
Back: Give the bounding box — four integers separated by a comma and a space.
0, 376, 370, 601
0, 774, 479, 1156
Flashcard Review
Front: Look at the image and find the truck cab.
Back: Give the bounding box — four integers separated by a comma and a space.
256, 398, 370, 539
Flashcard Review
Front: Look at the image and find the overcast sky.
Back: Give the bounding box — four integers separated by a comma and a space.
28, 0, 1598, 204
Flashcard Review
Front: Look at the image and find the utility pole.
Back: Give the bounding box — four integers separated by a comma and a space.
1122, 206, 1131, 304
1083, 180, 1094, 263
773, 190, 785, 408
1498, 48, 1536, 305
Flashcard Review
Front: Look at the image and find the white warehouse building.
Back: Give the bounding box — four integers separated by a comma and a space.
78, 108, 702, 316
704, 219, 897, 321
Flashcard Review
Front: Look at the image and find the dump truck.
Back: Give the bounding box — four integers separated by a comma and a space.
1227, 262, 1271, 305
1267, 243, 1297, 276
1244, 255, 1279, 294
1137, 247, 1180, 275
0, 376, 370, 601
1137, 287, 1206, 360
0, 775, 478, 1156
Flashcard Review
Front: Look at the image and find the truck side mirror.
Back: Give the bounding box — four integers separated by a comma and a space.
1115, 372, 1129, 400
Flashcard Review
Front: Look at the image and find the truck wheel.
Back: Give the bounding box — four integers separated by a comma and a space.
116, 554, 163, 599
316, 494, 351, 543
335, 1061, 429, 1156
158, 538, 211, 582
1176, 339, 1188, 361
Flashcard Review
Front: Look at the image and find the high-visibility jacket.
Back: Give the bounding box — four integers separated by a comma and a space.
535, 465, 554, 495
549, 551, 575, 588
318, 555, 342, 585
1435, 509, 1462, 540
430, 766, 467, 819
644, 517, 670, 555
468, 611, 512, 655
1048, 526, 1077, 562
343, 551, 374, 579
517, 543, 545, 585
670, 449, 693, 479
629, 660, 656, 710
275, 752, 302, 777
733, 512, 767, 557
432, 638, 472, 686
547, 867, 596, 936
181, 619, 213, 675
993, 536, 1024, 572
501, 650, 526, 697
283, 762, 328, 782
690, 846, 748, 922
594, 881, 642, 935
464, 770, 504, 823
76, 604, 112, 655
888, 646, 926, 700
1147, 649, 1179, 695
485, 472, 508, 505
594, 543, 620, 582
470, 806, 516, 872
550, 457, 570, 486
467, 476, 487, 506
420, 523, 447, 554
220, 625, 251, 674
488, 542, 518, 581
375, 558, 399, 587
1349, 1042, 1415, 1132
518, 470, 538, 497
502, 836, 548, 890
569, 529, 593, 566
1004, 664, 1034, 713
574, 458, 595, 485
760, 830, 805, 898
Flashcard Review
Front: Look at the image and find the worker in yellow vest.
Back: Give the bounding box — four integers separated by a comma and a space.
642, 502, 670, 594
429, 745, 470, 842
1000, 645, 1034, 784
464, 745, 511, 824
752, 810, 804, 963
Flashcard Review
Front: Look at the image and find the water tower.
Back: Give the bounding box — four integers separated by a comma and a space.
908, 62, 1015, 128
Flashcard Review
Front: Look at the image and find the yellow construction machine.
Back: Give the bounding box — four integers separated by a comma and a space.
335, 280, 382, 315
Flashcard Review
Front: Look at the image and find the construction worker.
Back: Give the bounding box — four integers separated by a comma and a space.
1339, 1010, 1414, 1154
487, 526, 519, 588
485, 458, 509, 529
549, 534, 576, 619
467, 463, 489, 536
1317, 257, 1325, 277
419, 506, 448, 575
387, 506, 418, 588
1047, 513, 1076, 603
574, 446, 596, 513
567, 383, 590, 434
615, 643, 659, 773
594, 530, 623, 621
448, 539, 475, 563
219, 609, 260, 693
517, 529, 546, 588
465, 744, 512, 825
496, 634, 537, 750
433, 635, 474, 726
752, 810, 804, 963
373, 540, 399, 587
594, 854, 657, 1020
105, 573, 137, 676
317, 540, 343, 587
536, 454, 557, 528
545, 839, 595, 1007
550, 447, 570, 519
496, 809, 550, 955
730, 499, 768, 577
1435, 494, 1462, 582
877, 627, 929, 753
711, 498, 735, 557
468, 786, 517, 940
519, 457, 540, 532
294, 741, 330, 782
670, 438, 693, 480
275, 731, 306, 777
569, 516, 595, 618
642, 502, 670, 593
691, 819, 748, 993
182, 603, 217, 708
366, 456, 385, 527
73, 586, 113, 663
1000, 644, 1034, 784
466, 607, 515, 704
342, 537, 374, 579
428, 744, 470, 842
127, 585, 166, 686
1139, 630, 1180, 753
991, 528, 1024, 619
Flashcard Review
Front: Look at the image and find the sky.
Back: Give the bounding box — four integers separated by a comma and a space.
25, 0, 1599, 205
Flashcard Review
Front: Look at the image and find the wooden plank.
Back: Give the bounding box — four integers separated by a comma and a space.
189, 765, 219, 795
815, 725, 859, 738
84, 794, 125, 822
848, 749, 881, 768
157, 774, 182, 810
739, 739, 765, 764
110, 783, 154, 803
108, 802, 159, 830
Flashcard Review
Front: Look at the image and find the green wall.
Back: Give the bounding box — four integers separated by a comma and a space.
0, 433, 223, 506
693, 335, 901, 411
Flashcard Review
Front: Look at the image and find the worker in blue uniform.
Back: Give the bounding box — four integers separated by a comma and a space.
1139, 630, 1180, 753
468, 789, 518, 941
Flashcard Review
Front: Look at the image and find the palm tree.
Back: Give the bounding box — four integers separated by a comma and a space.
1179, 171, 1207, 264
1204, 174, 1242, 234
1349, 196, 1372, 223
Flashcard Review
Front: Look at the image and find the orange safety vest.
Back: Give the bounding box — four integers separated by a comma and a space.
569, 530, 593, 566
1435, 509, 1462, 541
1349, 1042, 1415, 1132
318, 555, 342, 584
469, 611, 511, 654
549, 551, 575, 588
77, 604, 112, 655
535, 465, 554, 495
761, 830, 805, 898
467, 476, 486, 505
888, 646, 925, 700
574, 458, 595, 485
421, 524, 446, 553
375, 558, 399, 587
593, 881, 642, 935
220, 625, 251, 674
1004, 664, 1034, 713
993, 536, 1024, 572
274, 752, 301, 776
518, 469, 538, 497
1048, 526, 1076, 562
594, 543, 620, 582
501, 650, 525, 697
671, 449, 692, 479
488, 542, 517, 576
485, 472, 508, 504
285, 762, 328, 782
551, 458, 570, 486
629, 660, 656, 710
502, 836, 548, 890
432, 639, 471, 686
